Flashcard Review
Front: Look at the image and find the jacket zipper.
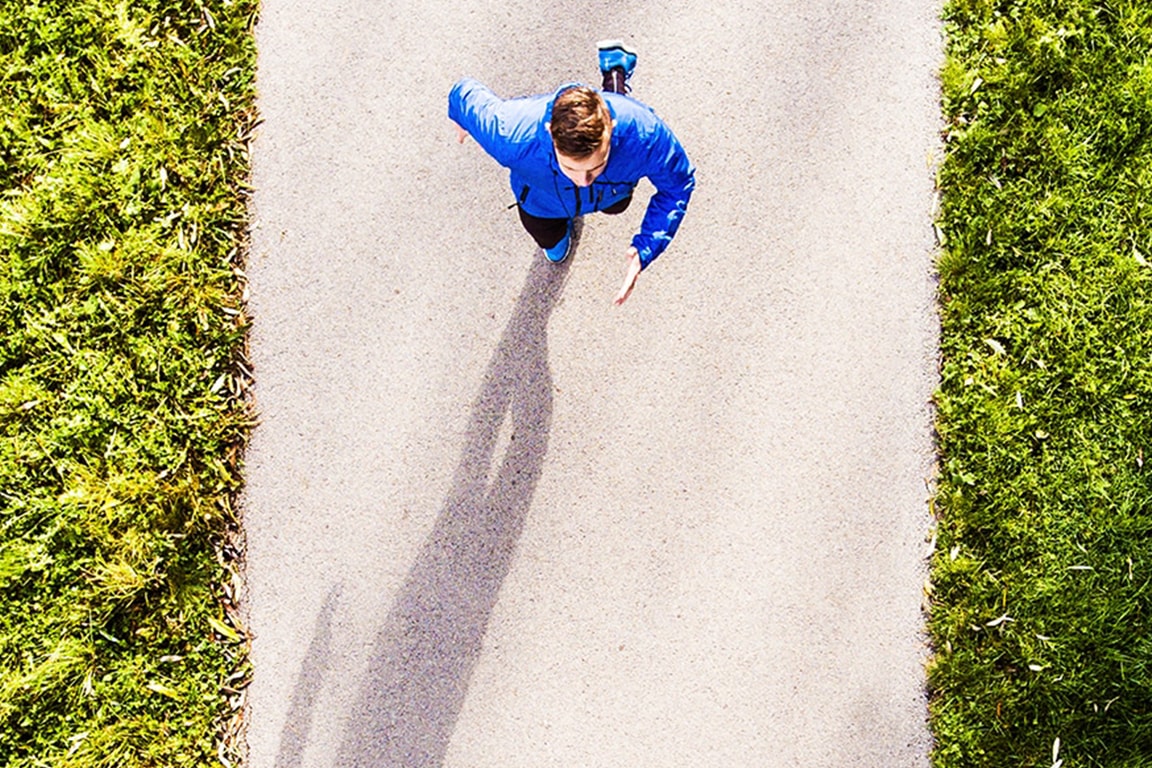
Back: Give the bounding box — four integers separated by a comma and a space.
507, 184, 531, 210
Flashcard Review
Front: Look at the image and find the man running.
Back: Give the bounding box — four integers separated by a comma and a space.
449, 41, 695, 305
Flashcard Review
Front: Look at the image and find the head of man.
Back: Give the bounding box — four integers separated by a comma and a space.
548, 86, 613, 187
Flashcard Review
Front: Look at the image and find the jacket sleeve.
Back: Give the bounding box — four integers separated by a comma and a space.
632, 120, 695, 269
448, 78, 532, 168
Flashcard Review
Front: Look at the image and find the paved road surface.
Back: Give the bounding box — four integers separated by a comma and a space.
243, 1, 943, 765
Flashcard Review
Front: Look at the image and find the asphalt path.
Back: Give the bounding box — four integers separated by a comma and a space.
242, 1, 944, 765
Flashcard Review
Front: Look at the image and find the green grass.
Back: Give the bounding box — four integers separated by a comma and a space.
3, 0, 1148, 765
0, 1, 256, 765
930, 0, 1152, 766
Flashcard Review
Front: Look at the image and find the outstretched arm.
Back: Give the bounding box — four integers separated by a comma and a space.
448, 78, 533, 167
631, 121, 695, 269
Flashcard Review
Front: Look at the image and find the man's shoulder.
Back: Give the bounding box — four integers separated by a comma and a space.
603, 92, 671, 143
603, 92, 660, 121
502, 91, 553, 114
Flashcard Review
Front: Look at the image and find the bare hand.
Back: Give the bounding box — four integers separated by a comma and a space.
614, 248, 642, 305
454, 123, 468, 144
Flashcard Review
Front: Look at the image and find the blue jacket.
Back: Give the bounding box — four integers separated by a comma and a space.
448, 78, 695, 269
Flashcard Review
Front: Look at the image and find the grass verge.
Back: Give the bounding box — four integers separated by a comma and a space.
930, 0, 1152, 765
0, 1, 256, 765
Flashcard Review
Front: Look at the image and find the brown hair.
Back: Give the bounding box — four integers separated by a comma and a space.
550, 86, 611, 158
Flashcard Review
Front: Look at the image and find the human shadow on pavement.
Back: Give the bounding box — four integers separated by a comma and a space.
334, 241, 574, 768
275, 584, 343, 768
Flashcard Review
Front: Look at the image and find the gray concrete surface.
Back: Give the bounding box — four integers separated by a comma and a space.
242, 0, 943, 765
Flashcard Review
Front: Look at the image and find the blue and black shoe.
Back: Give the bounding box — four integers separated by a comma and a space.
597, 39, 637, 94
543, 220, 574, 263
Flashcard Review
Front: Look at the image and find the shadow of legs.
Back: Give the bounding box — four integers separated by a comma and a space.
335, 255, 571, 768
275, 585, 343, 768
